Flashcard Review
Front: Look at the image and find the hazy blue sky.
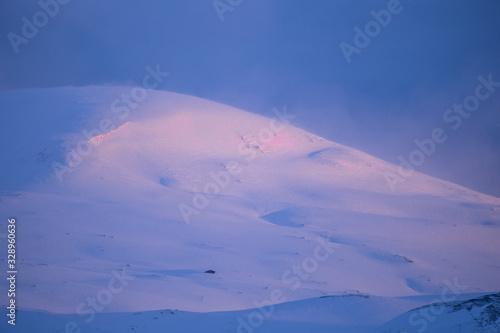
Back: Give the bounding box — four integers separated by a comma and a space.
1, 0, 499, 196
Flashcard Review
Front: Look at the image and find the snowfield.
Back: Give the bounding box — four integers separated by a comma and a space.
0, 86, 499, 332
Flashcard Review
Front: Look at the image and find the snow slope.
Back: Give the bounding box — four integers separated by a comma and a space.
380, 292, 500, 332
0, 87, 499, 332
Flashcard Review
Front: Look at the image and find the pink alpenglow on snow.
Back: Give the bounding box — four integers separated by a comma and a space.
88, 122, 131, 144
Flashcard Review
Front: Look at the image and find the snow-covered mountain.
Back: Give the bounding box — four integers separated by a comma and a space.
0, 87, 499, 332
